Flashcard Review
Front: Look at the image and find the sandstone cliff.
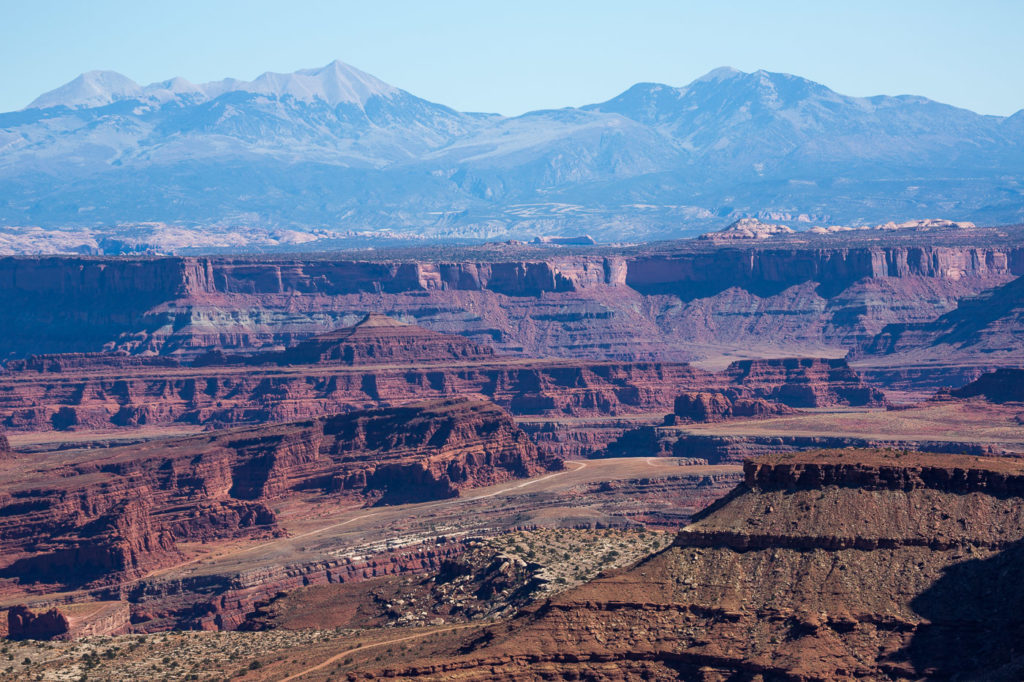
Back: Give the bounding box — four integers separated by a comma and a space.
0, 352, 882, 434
0, 398, 545, 588
859, 274, 1024, 358
195, 312, 495, 367
1, 232, 1020, 364
373, 450, 1024, 680
0, 357, 716, 432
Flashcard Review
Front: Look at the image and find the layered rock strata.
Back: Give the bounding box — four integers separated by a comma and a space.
854, 274, 1024, 391
0, 398, 545, 588
720, 357, 886, 407
669, 391, 796, 423
0, 232, 1020, 363
4, 601, 130, 640
195, 312, 495, 367
375, 450, 1024, 680
0, 352, 882, 433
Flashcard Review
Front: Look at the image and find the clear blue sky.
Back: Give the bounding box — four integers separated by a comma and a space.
2, 0, 1022, 116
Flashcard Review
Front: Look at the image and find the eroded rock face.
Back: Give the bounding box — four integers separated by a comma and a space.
672, 391, 733, 421
379, 450, 1024, 680
858, 274, 1024, 361
698, 217, 795, 240
0, 398, 545, 588
0, 352, 881, 433
0, 358, 717, 432
722, 357, 887, 407
7, 605, 69, 640
196, 313, 495, 367
671, 391, 796, 423
0, 234, 1020, 363
951, 368, 1024, 403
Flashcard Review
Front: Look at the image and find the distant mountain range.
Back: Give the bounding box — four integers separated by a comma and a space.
1, 61, 1022, 241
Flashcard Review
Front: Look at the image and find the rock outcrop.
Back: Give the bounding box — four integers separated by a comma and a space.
4, 602, 129, 640
0, 398, 545, 587
874, 218, 976, 231
6, 605, 69, 640
950, 368, 1024, 403
698, 218, 795, 240
376, 450, 1024, 680
196, 313, 495, 367
721, 357, 887, 407
670, 391, 796, 423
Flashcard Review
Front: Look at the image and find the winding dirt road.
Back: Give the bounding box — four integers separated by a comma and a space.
278, 623, 483, 681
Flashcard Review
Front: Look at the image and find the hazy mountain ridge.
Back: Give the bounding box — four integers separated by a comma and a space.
1, 61, 1022, 241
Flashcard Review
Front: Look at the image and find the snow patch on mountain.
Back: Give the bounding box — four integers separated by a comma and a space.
26, 60, 400, 110
27, 71, 144, 109
241, 60, 399, 106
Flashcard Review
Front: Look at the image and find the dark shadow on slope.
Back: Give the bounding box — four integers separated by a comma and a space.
898, 539, 1024, 677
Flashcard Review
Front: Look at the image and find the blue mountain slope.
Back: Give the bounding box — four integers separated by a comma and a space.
0, 62, 1021, 238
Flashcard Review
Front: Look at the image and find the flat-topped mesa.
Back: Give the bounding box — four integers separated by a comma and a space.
0, 398, 545, 588
277, 313, 495, 365
382, 449, 1024, 680
196, 313, 496, 367
743, 449, 1024, 496
950, 368, 1024, 403
724, 357, 887, 407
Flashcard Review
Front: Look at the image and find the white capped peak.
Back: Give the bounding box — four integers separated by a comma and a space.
694, 66, 745, 84
243, 60, 399, 106
27, 70, 142, 110
24, 61, 402, 111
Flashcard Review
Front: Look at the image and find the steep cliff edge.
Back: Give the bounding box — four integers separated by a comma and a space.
377, 450, 1024, 680
722, 357, 886, 407
858, 274, 1024, 359
0, 354, 882, 434
854, 274, 1024, 391
0, 398, 545, 588
950, 368, 1024, 403
1, 234, 1020, 362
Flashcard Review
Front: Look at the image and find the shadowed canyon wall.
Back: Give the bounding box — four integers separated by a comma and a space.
1, 238, 1021, 361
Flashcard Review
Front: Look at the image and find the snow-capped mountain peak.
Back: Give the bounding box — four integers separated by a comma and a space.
25, 60, 402, 111
693, 66, 745, 83
27, 70, 143, 109
241, 60, 400, 106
